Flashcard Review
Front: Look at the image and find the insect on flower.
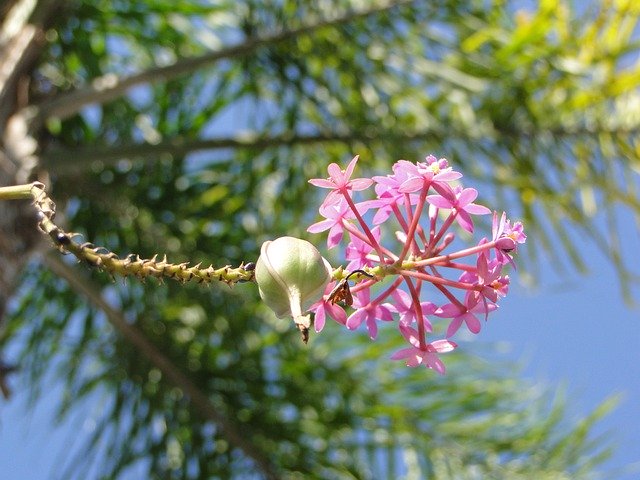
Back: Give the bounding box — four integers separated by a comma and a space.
328, 269, 373, 306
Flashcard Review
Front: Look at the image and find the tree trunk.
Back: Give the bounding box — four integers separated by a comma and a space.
0, 0, 63, 395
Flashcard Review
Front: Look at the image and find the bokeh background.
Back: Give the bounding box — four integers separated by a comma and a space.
0, 1, 638, 479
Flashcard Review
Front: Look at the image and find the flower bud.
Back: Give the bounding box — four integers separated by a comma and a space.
255, 236, 332, 343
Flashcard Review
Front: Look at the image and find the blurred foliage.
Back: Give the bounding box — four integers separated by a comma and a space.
2, 0, 638, 478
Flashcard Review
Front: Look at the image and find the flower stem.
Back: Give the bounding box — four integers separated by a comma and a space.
0, 184, 39, 200
342, 192, 389, 262
404, 277, 427, 349
399, 269, 475, 290
341, 220, 397, 262
413, 241, 496, 268
398, 183, 428, 262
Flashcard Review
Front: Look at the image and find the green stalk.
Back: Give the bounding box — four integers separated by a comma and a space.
0, 182, 255, 285
0, 183, 40, 200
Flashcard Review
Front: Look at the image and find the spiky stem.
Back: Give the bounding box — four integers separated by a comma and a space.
0, 182, 256, 285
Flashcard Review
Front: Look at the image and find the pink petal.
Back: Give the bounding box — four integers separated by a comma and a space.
319, 190, 343, 207
463, 313, 481, 334
434, 171, 463, 181
389, 289, 411, 313
399, 324, 422, 348
307, 218, 334, 233
372, 206, 393, 225
496, 236, 516, 251
426, 195, 453, 209
406, 354, 423, 367
328, 303, 348, 326
327, 223, 344, 248
446, 317, 464, 337
346, 309, 366, 330
421, 301, 438, 315
308, 178, 336, 189
426, 355, 446, 375
330, 165, 347, 185
457, 188, 478, 205
435, 303, 463, 318
493, 211, 507, 238
421, 316, 434, 332
349, 178, 374, 190
430, 339, 457, 353
390, 347, 415, 360
456, 210, 474, 233
376, 305, 394, 322
351, 288, 371, 307
398, 177, 423, 193
314, 308, 326, 332
344, 155, 359, 180
465, 203, 491, 215
366, 316, 378, 339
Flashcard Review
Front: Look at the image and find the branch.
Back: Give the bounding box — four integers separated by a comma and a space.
0, 0, 61, 127
41, 124, 640, 175
43, 253, 279, 479
29, 0, 413, 129
0, 182, 256, 284
42, 130, 442, 173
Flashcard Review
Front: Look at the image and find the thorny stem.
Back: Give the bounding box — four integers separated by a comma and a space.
2, 181, 496, 293
0, 183, 255, 285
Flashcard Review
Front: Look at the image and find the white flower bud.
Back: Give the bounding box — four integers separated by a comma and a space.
255, 236, 332, 342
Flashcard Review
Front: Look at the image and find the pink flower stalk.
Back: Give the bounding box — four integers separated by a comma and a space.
307, 154, 525, 374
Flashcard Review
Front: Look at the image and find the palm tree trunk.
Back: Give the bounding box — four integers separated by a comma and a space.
0, 1, 62, 390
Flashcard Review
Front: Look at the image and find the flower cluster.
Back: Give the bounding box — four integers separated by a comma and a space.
307, 155, 526, 374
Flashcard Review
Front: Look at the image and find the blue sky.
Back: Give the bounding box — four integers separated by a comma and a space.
480, 207, 640, 479
1, 207, 638, 478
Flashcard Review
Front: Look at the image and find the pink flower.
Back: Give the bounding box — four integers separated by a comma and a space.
395, 156, 462, 195
309, 282, 348, 333
426, 186, 491, 233
346, 288, 394, 339
390, 324, 457, 374
435, 292, 498, 337
492, 212, 527, 264
459, 255, 510, 303
307, 198, 362, 249
388, 289, 435, 332
362, 162, 419, 224
308, 155, 373, 205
